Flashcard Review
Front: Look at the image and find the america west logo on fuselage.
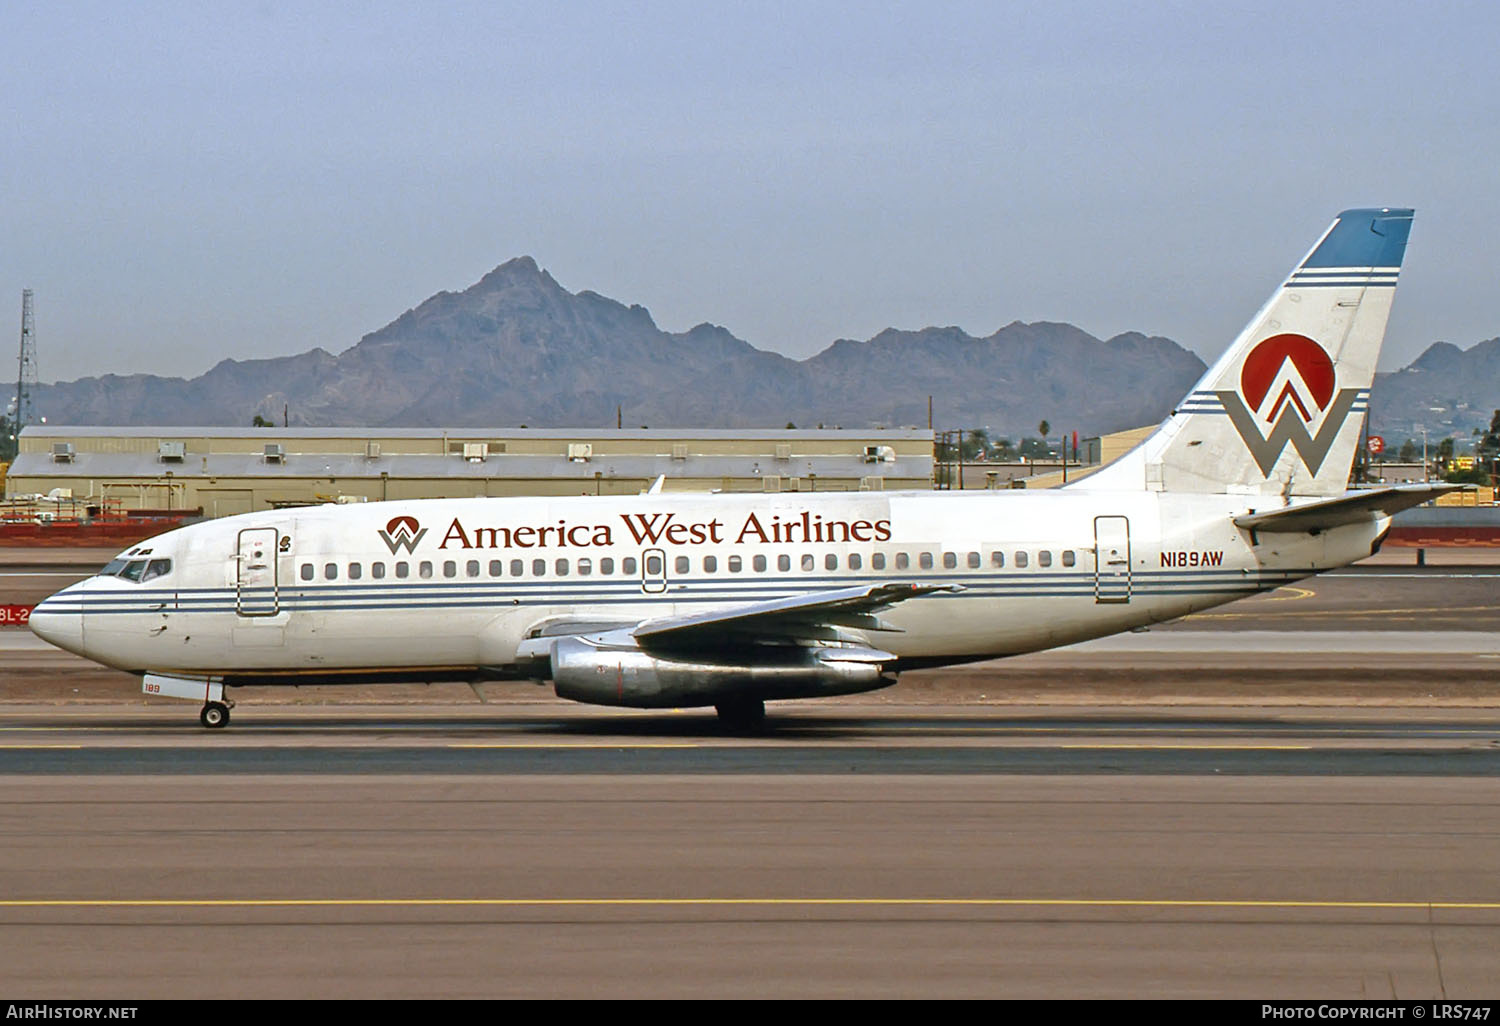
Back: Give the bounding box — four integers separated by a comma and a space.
378, 515, 427, 554
1217, 333, 1363, 476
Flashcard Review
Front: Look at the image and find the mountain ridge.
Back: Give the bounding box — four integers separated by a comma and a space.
32, 258, 1497, 441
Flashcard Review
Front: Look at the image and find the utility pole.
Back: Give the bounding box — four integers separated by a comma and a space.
14, 290, 37, 435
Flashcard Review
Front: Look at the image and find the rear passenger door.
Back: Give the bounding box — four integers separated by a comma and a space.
1093, 516, 1132, 604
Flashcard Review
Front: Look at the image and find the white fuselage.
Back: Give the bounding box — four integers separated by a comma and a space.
33, 487, 1384, 683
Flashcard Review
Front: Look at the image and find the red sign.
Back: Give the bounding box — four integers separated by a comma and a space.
0, 605, 34, 627
1367, 435, 1386, 455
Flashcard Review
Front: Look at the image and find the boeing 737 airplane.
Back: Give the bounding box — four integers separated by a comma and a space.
31, 208, 1448, 729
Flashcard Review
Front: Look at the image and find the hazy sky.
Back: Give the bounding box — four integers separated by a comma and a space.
3, 1, 1498, 386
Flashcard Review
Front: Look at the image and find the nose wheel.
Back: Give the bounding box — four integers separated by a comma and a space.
199, 701, 232, 729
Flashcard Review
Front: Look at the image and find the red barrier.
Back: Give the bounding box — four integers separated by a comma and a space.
0, 605, 34, 627
1385, 527, 1500, 547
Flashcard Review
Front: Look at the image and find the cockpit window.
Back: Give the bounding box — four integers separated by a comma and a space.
100, 557, 171, 583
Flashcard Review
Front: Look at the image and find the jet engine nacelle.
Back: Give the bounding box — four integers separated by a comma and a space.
549, 635, 897, 709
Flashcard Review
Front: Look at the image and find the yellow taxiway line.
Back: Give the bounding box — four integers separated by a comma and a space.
0, 897, 1498, 910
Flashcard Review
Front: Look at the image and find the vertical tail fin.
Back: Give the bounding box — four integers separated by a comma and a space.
1086, 208, 1413, 496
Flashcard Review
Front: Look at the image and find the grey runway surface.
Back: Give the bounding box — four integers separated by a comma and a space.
2, 769, 1497, 999
3, 553, 1500, 997
1, 706, 1499, 998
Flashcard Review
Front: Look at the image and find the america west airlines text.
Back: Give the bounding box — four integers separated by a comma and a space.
436, 510, 894, 551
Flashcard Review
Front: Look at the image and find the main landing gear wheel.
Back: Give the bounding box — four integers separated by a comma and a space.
200, 702, 231, 729
715, 698, 766, 733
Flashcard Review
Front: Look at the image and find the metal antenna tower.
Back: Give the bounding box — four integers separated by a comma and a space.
14, 289, 37, 434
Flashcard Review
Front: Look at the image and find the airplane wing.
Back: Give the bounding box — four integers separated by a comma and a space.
631, 581, 962, 644
1233, 484, 1469, 533
514, 582, 959, 664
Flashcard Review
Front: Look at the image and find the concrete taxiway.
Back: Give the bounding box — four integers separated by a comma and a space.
2, 550, 1499, 997
1, 768, 1496, 998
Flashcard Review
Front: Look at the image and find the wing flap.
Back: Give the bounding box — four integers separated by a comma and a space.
631, 581, 962, 644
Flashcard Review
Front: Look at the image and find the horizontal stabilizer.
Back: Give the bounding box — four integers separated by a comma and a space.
1232, 484, 1468, 533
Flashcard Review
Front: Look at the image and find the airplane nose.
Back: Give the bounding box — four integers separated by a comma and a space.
29, 596, 85, 656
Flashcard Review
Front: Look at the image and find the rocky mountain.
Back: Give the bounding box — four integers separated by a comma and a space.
1369, 338, 1500, 444
31, 257, 1498, 441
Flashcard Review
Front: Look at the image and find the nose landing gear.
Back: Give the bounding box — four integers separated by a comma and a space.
144, 674, 235, 729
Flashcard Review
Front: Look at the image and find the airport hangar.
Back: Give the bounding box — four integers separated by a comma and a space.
4, 425, 935, 515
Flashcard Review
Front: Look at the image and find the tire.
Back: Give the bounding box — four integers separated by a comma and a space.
200, 702, 231, 729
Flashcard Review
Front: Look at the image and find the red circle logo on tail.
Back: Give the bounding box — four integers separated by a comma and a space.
1240, 333, 1335, 420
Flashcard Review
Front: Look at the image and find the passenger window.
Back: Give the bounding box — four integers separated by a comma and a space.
623, 557, 637, 574
871, 553, 886, 570
348, 563, 362, 580
1062, 550, 1076, 567
443, 560, 457, 578
1015, 551, 1029, 568
299, 563, 314, 582
1038, 551, 1053, 568
753, 555, 767, 572
942, 552, 957, 570
728, 555, 742, 572
324, 563, 338, 580
801, 554, 815, 571
489, 560, 503, 576
895, 553, 909, 570
142, 559, 172, 582
396, 562, 409, 578
510, 559, 524, 577
467, 560, 480, 578
532, 559, 546, 577
778, 554, 791, 572
646, 554, 662, 575
675, 556, 690, 574
991, 552, 1005, 568
967, 552, 980, 569
849, 553, 862, 570
825, 554, 838, 571
920, 553, 934, 570
556, 559, 569, 576
600, 557, 615, 575
578, 558, 592, 576
703, 555, 717, 573
372, 562, 386, 579
419, 562, 433, 579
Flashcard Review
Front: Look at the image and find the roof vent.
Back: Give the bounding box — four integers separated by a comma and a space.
157, 441, 186, 463
567, 443, 593, 463
263, 443, 285, 464
462, 442, 488, 463
50, 442, 75, 463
